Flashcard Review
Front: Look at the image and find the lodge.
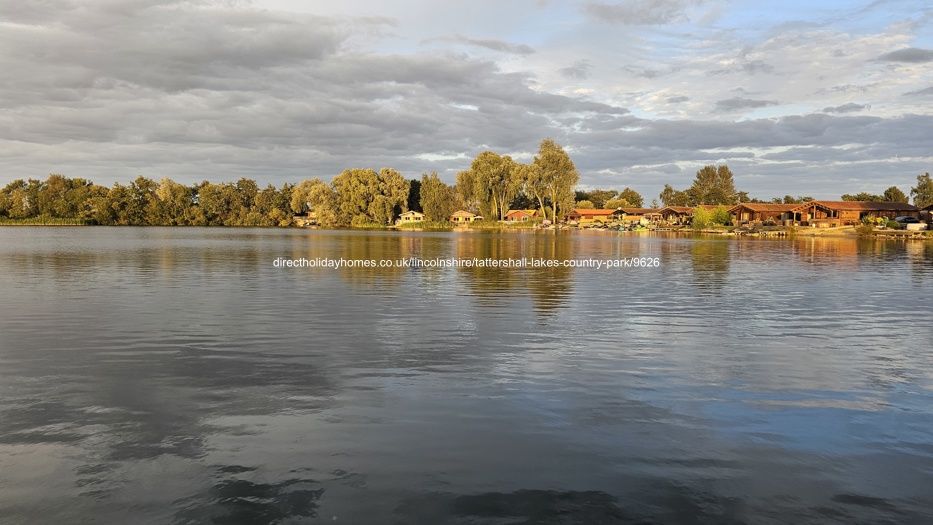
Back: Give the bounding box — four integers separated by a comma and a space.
790, 201, 920, 227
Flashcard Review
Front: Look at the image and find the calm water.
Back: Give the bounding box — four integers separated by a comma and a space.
1, 227, 932, 524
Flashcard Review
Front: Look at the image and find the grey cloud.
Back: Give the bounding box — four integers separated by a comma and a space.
710, 60, 775, 76
714, 98, 778, 112
581, 0, 703, 26
559, 60, 593, 80
667, 96, 689, 103
429, 35, 536, 55
822, 103, 869, 113
904, 86, 933, 96
2, 1, 931, 200
815, 83, 879, 95
621, 66, 672, 79
0, 1, 635, 186
875, 47, 933, 63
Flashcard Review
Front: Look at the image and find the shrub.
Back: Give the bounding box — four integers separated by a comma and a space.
691, 207, 712, 230
886, 220, 901, 230
711, 206, 731, 225
855, 223, 875, 236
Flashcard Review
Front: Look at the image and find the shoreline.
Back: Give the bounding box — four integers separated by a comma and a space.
3, 222, 931, 240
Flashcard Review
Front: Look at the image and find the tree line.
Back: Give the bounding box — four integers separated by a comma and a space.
288, 138, 581, 227
656, 166, 933, 209
2, 154, 931, 226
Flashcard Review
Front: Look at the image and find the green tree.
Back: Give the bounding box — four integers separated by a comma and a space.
196, 181, 236, 225
686, 165, 737, 205
407, 178, 422, 213
910, 173, 933, 208
604, 197, 631, 209
711, 205, 731, 225
618, 187, 644, 208
373, 168, 410, 225
841, 192, 882, 201
420, 172, 456, 222
533, 138, 578, 221
585, 189, 618, 209
37, 174, 78, 217
517, 162, 548, 218
659, 184, 691, 207
332, 168, 381, 226
882, 186, 909, 203
152, 178, 196, 225
2, 179, 42, 219
455, 170, 478, 213
575, 199, 595, 209
691, 206, 712, 230
471, 151, 520, 220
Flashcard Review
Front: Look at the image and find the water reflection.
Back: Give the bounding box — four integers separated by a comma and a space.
395, 490, 632, 524
689, 238, 730, 292
1, 228, 933, 524
173, 467, 323, 525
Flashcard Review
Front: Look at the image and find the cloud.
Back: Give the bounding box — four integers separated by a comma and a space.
427, 35, 535, 55
822, 103, 869, 113
875, 47, 933, 63
620, 65, 672, 79
0, 0, 930, 201
714, 98, 779, 112
581, 0, 704, 26
710, 60, 775, 76
903, 86, 933, 96
559, 60, 593, 80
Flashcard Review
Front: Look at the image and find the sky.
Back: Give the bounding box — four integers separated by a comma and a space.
1, 0, 931, 201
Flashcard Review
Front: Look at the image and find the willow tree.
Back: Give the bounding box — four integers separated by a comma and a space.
533, 138, 578, 221
291, 178, 339, 226
420, 172, 456, 222
331, 168, 381, 225
454, 170, 478, 213
471, 151, 520, 220
517, 162, 547, 218
370, 168, 410, 225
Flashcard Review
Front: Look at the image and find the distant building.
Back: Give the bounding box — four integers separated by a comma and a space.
791, 201, 919, 227
398, 210, 425, 223
503, 209, 539, 222
729, 203, 798, 224
450, 210, 481, 223
657, 206, 693, 224
618, 208, 662, 224
564, 209, 619, 222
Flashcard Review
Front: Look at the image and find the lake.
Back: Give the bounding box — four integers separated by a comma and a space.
1, 227, 932, 524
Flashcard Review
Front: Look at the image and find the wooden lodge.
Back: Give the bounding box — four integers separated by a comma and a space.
503, 209, 539, 222
398, 210, 425, 223
790, 201, 920, 227
657, 206, 693, 224
729, 203, 799, 224
618, 208, 662, 224
565, 208, 620, 222
450, 210, 481, 223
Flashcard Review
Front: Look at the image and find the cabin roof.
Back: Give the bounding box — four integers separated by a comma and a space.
570, 208, 617, 216
657, 206, 693, 214
729, 203, 799, 213
504, 209, 538, 217
792, 200, 919, 212
619, 207, 661, 214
